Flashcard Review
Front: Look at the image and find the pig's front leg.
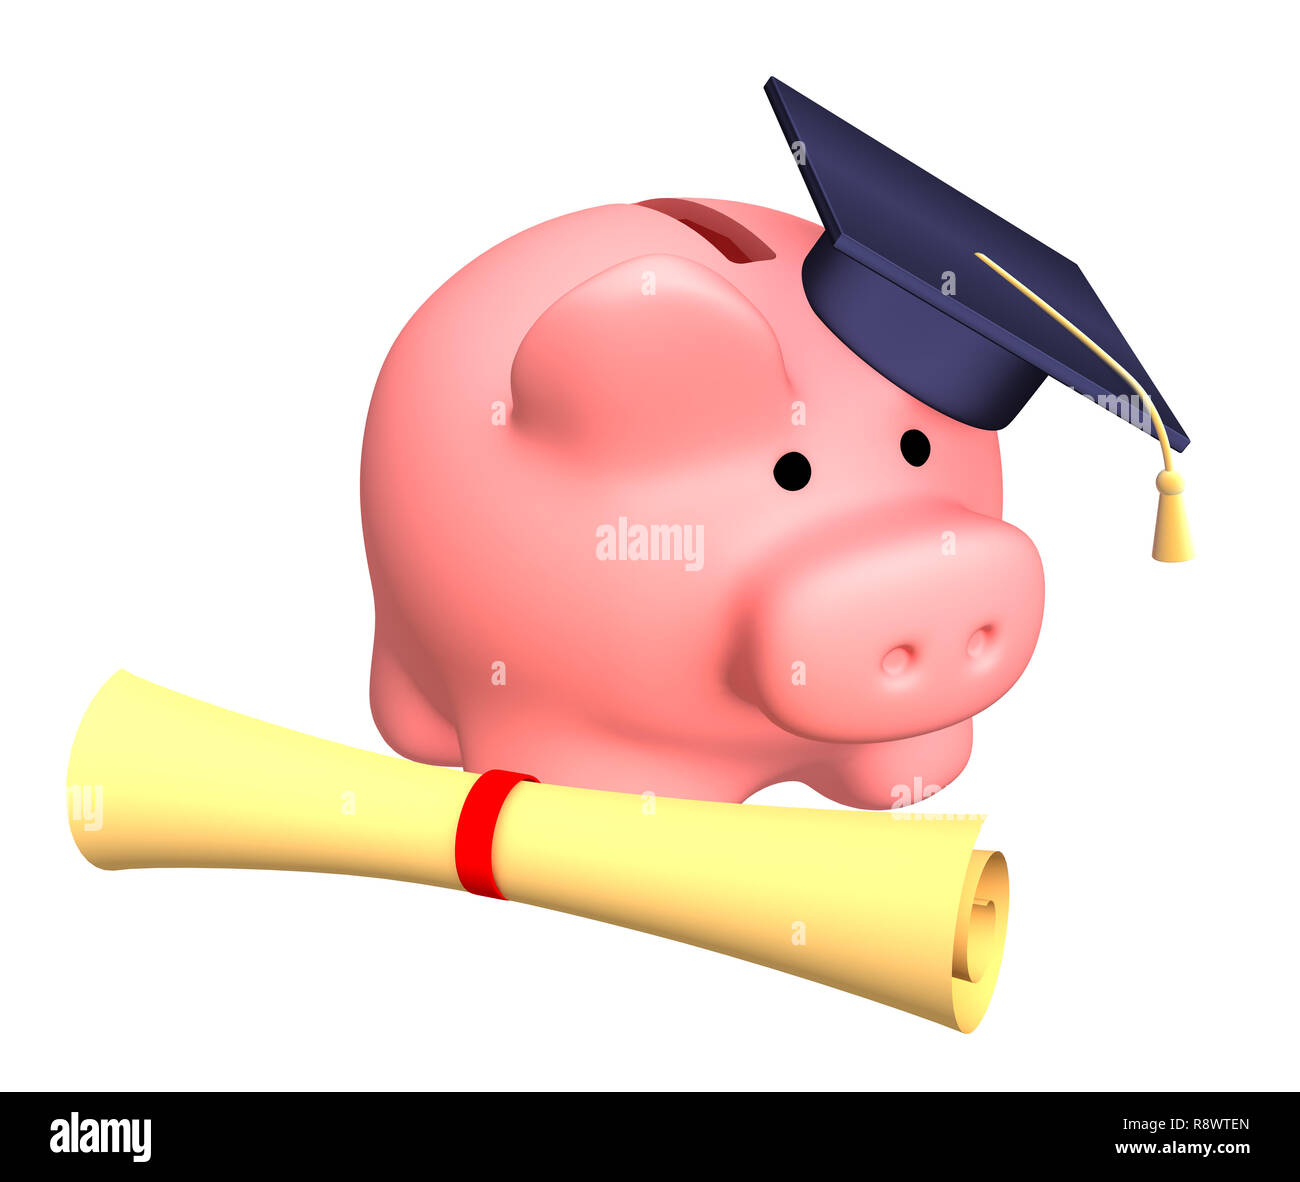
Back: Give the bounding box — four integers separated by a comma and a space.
797, 719, 974, 811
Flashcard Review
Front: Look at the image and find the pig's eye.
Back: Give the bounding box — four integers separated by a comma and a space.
900, 429, 931, 467
773, 451, 811, 491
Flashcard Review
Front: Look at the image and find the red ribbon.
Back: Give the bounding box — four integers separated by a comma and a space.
454, 768, 538, 899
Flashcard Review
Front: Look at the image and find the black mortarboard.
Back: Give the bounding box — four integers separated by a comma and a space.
764, 77, 1190, 454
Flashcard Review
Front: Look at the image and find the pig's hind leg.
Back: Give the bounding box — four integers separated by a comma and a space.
369, 639, 463, 767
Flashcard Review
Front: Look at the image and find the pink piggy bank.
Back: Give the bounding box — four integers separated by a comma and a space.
360, 198, 1045, 808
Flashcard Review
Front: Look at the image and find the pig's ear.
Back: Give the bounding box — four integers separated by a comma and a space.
510, 254, 793, 459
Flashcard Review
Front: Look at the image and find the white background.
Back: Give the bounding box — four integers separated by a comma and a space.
3, 1, 1296, 1091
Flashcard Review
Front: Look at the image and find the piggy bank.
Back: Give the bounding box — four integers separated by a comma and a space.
360, 197, 1045, 808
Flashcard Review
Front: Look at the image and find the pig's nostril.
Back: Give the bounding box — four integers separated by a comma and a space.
966, 625, 996, 660
881, 645, 913, 677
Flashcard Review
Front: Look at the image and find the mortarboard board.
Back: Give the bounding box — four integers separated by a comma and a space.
764, 76, 1193, 560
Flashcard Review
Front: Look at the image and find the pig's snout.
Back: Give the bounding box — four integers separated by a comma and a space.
737, 506, 1044, 744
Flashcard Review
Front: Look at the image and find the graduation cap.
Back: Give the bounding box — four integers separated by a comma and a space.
765, 77, 1192, 562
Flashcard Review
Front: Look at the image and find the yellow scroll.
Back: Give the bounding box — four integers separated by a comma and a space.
66, 671, 1009, 1031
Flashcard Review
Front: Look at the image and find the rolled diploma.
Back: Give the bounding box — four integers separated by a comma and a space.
68, 671, 1008, 1031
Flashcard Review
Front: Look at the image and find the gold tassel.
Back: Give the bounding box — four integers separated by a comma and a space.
975, 253, 1193, 563
1153, 470, 1194, 562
